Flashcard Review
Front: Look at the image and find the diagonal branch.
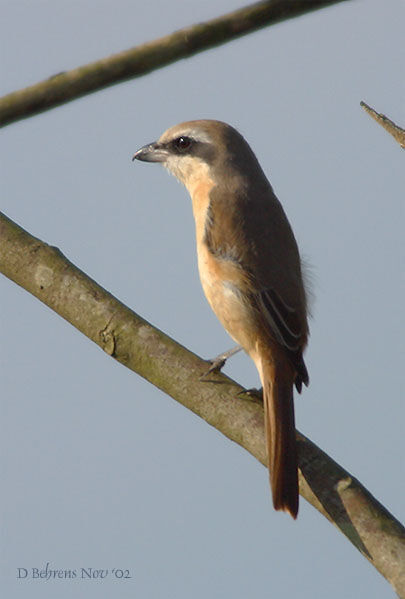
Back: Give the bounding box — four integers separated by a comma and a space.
0, 0, 349, 128
1, 210, 404, 596
360, 101, 405, 149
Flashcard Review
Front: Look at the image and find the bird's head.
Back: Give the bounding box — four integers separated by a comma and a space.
132, 120, 266, 195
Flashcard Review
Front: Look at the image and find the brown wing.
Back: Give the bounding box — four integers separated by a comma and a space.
206, 183, 309, 390
255, 287, 309, 392
257, 287, 302, 351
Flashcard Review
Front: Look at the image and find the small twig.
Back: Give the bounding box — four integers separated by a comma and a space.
0, 0, 349, 128
360, 101, 405, 149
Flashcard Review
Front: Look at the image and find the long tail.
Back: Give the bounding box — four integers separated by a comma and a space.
261, 354, 299, 518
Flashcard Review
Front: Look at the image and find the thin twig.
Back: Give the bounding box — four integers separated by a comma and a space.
0, 0, 349, 128
361, 101, 405, 149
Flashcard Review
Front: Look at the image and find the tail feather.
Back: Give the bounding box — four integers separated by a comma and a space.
262, 358, 298, 518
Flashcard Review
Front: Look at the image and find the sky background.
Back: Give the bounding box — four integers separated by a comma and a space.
1, 0, 404, 597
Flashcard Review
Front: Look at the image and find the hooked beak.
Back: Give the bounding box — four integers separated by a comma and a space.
132, 142, 169, 163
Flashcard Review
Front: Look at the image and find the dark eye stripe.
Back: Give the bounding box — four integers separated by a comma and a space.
173, 136, 193, 152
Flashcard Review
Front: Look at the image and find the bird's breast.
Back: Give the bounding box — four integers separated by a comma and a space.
197, 241, 258, 352
190, 181, 258, 352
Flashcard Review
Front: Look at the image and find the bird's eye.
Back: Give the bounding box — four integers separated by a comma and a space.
173, 136, 192, 152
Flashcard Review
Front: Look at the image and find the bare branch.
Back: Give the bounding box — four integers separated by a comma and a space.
0, 0, 349, 128
361, 101, 405, 149
1, 210, 404, 596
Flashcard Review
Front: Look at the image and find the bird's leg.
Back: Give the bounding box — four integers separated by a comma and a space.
200, 345, 242, 380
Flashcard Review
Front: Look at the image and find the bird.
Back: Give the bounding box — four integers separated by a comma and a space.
132, 120, 309, 518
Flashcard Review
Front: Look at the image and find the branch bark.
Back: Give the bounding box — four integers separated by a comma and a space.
361, 101, 405, 149
1, 210, 404, 596
0, 0, 349, 128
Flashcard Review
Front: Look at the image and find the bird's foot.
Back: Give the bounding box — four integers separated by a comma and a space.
199, 345, 242, 381
237, 387, 263, 402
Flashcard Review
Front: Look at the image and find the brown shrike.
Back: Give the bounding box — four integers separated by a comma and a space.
133, 120, 309, 518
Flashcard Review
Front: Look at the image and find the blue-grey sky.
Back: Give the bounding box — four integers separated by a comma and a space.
1, 1, 404, 598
